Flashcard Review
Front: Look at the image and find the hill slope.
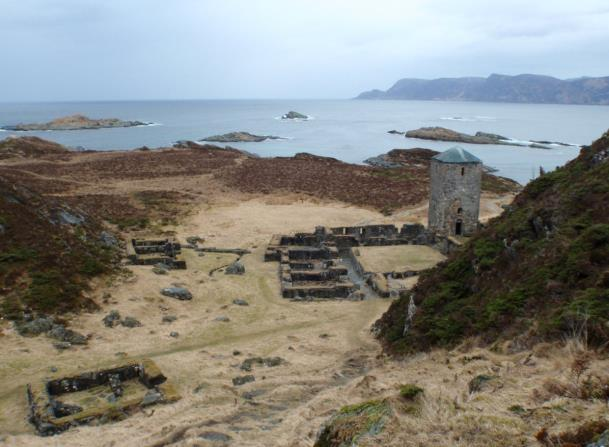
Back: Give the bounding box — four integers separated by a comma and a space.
376, 129, 609, 354
357, 74, 609, 105
0, 177, 119, 319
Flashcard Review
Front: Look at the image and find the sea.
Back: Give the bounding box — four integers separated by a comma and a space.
0, 99, 607, 185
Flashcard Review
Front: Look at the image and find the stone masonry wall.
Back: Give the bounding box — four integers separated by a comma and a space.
428, 160, 481, 236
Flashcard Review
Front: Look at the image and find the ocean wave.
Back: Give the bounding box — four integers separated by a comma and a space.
274, 115, 314, 121
135, 122, 162, 128
440, 115, 496, 122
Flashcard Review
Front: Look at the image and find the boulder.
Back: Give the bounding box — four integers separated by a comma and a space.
314, 400, 391, 447
162, 315, 177, 323
141, 390, 163, 406
15, 317, 54, 336
48, 325, 87, 345
120, 317, 142, 328
232, 375, 255, 386
186, 236, 204, 245
102, 310, 121, 328
240, 356, 285, 371
99, 231, 118, 247
53, 342, 73, 351
468, 374, 497, 393
152, 264, 169, 275
215, 316, 230, 322
161, 287, 193, 300
225, 261, 245, 275
232, 298, 249, 306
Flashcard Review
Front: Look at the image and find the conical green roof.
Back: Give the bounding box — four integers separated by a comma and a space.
433, 146, 482, 164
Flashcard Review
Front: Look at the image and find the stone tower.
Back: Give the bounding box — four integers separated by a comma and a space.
428, 146, 482, 237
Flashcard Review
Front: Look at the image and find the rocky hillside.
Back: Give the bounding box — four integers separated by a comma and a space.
0, 136, 71, 159
376, 129, 609, 354
357, 73, 609, 105
0, 177, 119, 319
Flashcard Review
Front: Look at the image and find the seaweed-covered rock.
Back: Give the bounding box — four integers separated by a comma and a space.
314, 400, 391, 447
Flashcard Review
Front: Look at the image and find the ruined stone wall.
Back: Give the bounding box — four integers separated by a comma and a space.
428, 160, 481, 236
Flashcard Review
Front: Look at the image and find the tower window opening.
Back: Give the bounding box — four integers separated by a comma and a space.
457, 207, 463, 214
461, 167, 465, 176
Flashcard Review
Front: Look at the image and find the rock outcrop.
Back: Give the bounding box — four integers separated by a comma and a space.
281, 111, 308, 120
2, 114, 149, 131
403, 127, 575, 149
201, 132, 282, 143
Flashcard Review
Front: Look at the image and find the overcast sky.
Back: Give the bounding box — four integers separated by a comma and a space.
2, 0, 609, 101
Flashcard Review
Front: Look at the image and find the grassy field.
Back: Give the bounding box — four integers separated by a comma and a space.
356, 245, 446, 274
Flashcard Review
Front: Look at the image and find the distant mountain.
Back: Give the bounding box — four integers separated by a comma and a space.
356, 73, 609, 105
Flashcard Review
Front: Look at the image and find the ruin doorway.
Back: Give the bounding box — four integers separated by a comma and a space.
455, 220, 463, 236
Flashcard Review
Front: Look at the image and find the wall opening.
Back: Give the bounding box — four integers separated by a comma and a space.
455, 220, 463, 236
457, 207, 463, 214
461, 167, 465, 176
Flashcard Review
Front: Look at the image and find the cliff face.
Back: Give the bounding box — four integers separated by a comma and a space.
357, 74, 609, 105
375, 129, 609, 354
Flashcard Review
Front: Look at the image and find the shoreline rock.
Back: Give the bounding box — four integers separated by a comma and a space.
281, 111, 309, 120
401, 127, 577, 149
2, 114, 150, 131
200, 131, 283, 143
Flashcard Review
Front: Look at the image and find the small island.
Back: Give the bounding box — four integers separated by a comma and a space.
399, 126, 578, 149
1, 114, 151, 131
200, 131, 283, 143
281, 111, 309, 120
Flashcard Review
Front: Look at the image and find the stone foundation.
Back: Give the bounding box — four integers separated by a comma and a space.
265, 224, 444, 299
127, 238, 187, 269
27, 358, 180, 436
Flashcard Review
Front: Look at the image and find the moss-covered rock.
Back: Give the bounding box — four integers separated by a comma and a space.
399, 384, 424, 400
314, 399, 391, 447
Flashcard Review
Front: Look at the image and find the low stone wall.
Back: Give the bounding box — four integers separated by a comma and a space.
28, 358, 180, 436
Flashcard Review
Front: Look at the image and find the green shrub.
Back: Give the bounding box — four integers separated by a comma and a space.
399, 384, 424, 400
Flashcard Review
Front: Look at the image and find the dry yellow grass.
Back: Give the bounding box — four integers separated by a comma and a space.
4, 194, 595, 447
356, 245, 446, 274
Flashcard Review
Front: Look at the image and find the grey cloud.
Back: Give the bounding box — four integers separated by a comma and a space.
0, 0, 608, 101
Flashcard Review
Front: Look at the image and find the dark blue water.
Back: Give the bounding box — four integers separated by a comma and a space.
0, 99, 607, 184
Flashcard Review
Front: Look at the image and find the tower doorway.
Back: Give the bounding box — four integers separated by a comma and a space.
455, 220, 463, 236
